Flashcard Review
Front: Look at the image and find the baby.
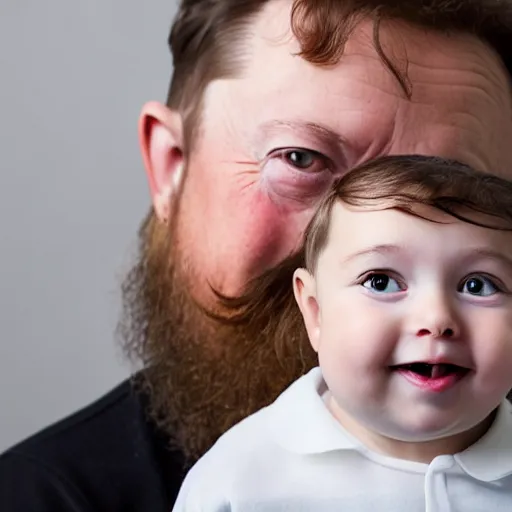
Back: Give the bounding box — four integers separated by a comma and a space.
173, 155, 512, 511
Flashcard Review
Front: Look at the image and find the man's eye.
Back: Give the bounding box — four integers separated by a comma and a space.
459, 275, 499, 297
276, 148, 331, 173
361, 273, 405, 294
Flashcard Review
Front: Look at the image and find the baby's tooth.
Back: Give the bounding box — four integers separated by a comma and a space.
431, 364, 441, 379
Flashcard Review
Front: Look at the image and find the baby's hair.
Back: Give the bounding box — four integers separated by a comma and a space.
304, 155, 512, 272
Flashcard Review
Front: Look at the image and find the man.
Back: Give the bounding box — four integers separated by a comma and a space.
1, 0, 512, 510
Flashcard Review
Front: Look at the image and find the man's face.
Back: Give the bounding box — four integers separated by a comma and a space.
175, 0, 512, 301
302, 203, 512, 456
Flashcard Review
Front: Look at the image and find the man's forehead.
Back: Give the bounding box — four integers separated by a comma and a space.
199, 0, 512, 175
249, 0, 503, 75
240, 1, 512, 124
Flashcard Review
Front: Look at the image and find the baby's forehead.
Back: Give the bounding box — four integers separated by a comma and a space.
330, 199, 511, 232
321, 200, 512, 259
332, 200, 463, 225
327, 200, 448, 231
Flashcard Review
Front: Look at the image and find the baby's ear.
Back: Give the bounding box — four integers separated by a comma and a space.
293, 268, 321, 352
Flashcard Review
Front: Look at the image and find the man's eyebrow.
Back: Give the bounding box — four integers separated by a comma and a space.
258, 119, 346, 154
342, 244, 403, 264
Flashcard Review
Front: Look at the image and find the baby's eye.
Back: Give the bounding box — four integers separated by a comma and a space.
459, 275, 499, 297
362, 273, 404, 294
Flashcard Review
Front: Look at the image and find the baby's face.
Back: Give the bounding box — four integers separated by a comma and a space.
295, 202, 512, 454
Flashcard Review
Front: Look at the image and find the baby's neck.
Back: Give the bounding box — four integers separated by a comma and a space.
327, 397, 497, 464
360, 417, 494, 464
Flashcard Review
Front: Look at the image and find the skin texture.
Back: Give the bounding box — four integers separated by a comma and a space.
129, 0, 512, 462
294, 203, 512, 463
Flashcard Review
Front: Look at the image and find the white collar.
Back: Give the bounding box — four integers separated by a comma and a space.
267, 367, 357, 454
268, 367, 512, 482
455, 400, 512, 482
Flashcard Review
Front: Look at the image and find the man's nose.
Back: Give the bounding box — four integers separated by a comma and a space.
408, 291, 460, 340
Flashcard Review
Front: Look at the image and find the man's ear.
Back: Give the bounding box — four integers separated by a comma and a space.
139, 101, 185, 222
293, 268, 321, 352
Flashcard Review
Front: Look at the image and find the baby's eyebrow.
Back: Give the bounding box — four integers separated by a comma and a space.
461, 248, 512, 272
342, 244, 403, 264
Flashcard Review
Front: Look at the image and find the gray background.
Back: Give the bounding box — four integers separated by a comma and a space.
0, 0, 178, 452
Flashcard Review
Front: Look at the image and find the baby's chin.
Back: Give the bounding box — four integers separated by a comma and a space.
326, 394, 498, 462
364, 408, 496, 461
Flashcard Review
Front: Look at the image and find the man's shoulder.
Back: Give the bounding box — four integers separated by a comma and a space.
0, 378, 185, 512
4, 379, 136, 456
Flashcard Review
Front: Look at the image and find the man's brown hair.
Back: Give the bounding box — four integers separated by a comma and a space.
304, 155, 512, 273
168, 0, 512, 147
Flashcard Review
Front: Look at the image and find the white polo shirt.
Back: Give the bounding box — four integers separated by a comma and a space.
172, 368, 512, 511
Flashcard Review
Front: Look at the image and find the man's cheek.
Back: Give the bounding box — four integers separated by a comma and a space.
223, 190, 308, 267
204, 192, 313, 295
222, 166, 322, 250
184, 165, 326, 293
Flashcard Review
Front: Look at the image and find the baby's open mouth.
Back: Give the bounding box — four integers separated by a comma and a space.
390, 363, 470, 392
394, 363, 468, 379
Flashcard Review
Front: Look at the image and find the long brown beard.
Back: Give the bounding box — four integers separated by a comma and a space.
118, 211, 316, 467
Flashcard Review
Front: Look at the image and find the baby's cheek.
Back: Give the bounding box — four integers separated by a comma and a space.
471, 327, 512, 395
